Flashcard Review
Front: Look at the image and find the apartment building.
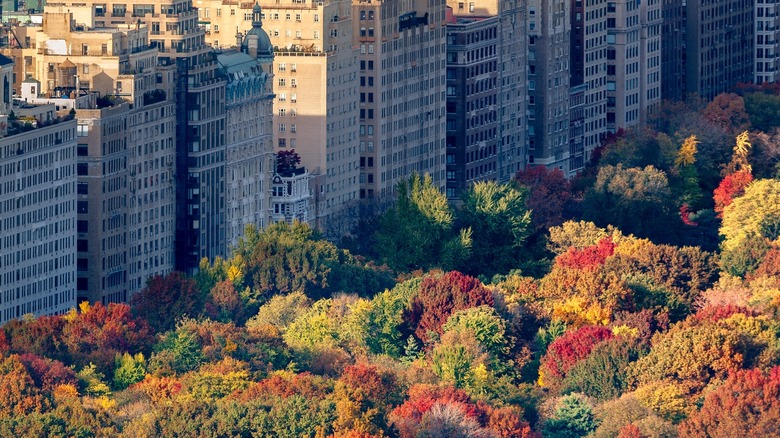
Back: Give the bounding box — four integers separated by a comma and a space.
660, 0, 686, 101
199, 0, 359, 233
353, 0, 447, 205
0, 100, 78, 324
11, 11, 178, 300
685, 0, 753, 100
218, 11, 276, 251
755, 0, 779, 84
570, 0, 607, 173
527, 0, 571, 172
444, 0, 527, 198
48, 0, 230, 270
605, 0, 662, 131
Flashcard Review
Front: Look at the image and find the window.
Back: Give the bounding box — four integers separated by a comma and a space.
77, 201, 88, 214
77, 125, 89, 136
278, 139, 286, 147
279, 124, 286, 132
78, 220, 89, 233
279, 109, 286, 117
291, 93, 297, 102
278, 78, 286, 87
290, 64, 297, 72
278, 63, 286, 71
82, 44, 89, 55
101, 44, 108, 55
230, 8, 236, 15
77, 144, 88, 156
83, 64, 89, 74
290, 78, 297, 87
291, 124, 296, 133
77, 163, 88, 175
77, 182, 88, 194
314, 14, 319, 21
77, 239, 88, 252
278, 92, 286, 101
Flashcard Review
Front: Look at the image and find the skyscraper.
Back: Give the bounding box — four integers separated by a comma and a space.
353, 0, 447, 206
444, 0, 527, 197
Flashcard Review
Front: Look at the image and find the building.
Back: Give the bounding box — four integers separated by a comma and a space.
269, 165, 313, 225
685, 0, 753, 100
527, 0, 571, 172
755, 0, 779, 84
605, 0, 662, 131
0, 99, 78, 324
569, 0, 607, 173
217, 7, 277, 252
199, 0, 360, 234
444, 0, 527, 198
660, 0, 686, 101
353, 0, 447, 206
48, 0, 230, 270
11, 10, 178, 300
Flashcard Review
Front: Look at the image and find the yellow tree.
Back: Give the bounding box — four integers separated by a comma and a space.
724, 131, 752, 176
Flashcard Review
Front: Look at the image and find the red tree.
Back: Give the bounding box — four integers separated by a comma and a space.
18, 353, 78, 392
713, 170, 753, 218
389, 384, 486, 438
515, 166, 573, 231
62, 302, 153, 372
540, 325, 614, 382
406, 271, 494, 344
556, 238, 616, 270
131, 272, 204, 333
679, 366, 780, 437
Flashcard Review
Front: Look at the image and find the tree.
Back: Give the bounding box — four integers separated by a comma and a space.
749, 129, 780, 178
542, 393, 599, 438
236, 222, 391, 302
598, 127, 677, 172
113, 353, 146, 390
374, 173, 472, 272
713, 169, 754, 218
539, 326, 614, 390
515, 166, 573, 232
673, 135, 704, 209
679, 366, 780, 437
131, 272, 204, 333
61, 302, 153, 374
702, 93, 751, 135
458, 181, 532, 277
723, 130, 753, 176
276, 149, 301, 173
720, 179, 780, 266
583, 165, 679, 244
405, 271, 494, 344
744, 92, 780, 133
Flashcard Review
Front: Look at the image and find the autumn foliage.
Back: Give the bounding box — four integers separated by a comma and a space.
713, 169, 753, 217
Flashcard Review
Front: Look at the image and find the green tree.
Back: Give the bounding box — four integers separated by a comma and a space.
112, 352, 146, 390
542, 393, 599, 438
583, 164, 679, 244
458, 181, 531, 277
374, 173, 471, 272
744, 92, 780, 133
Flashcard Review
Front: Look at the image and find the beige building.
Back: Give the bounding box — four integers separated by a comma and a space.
0, 101, 78, 324
12, 11, 178, 301
353, 0, 447, 204
199, 0, 360, 234
49, 0, 231, 270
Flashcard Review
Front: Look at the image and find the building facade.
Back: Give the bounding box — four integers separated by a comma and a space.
444, 0, 527, 198
685, 0, 754, 100
199, 0, 360, 233
217, 10, 277, 252
527, 0, 571, 172
353, 0, 447, 206
0, 103, 78, 324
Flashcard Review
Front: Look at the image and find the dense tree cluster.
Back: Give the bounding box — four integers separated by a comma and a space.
2, 92, 780, 436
